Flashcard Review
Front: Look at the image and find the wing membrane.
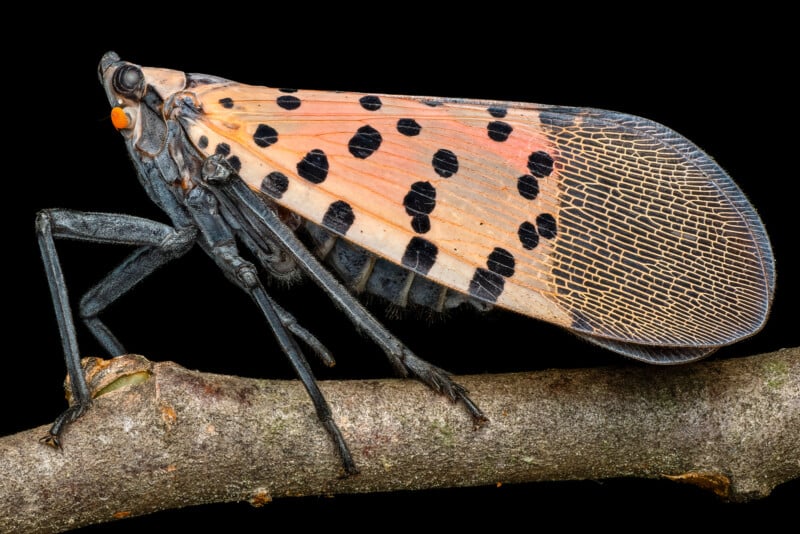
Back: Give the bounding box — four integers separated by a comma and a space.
176, 79, 774, 354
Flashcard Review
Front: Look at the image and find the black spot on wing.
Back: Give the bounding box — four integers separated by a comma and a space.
322, 200, 355, 235
468, 269, 505, 302
528, 151, 554, 178
404, 182, 437, 211
277, 95, 301, 110
219, 97, 234, 109
517, 174, 539, 200
401, 237, 438, 275
359, 95, 382, 111
348, 125, 382, 159
432, 149, 458, 178
253, 124, 279, 148
403, 181, 436, 235
227, 156, 241, 173
487, 121, 513, 142
487, 247, 515, 278
469, 247, 516, 302
297, 149, 329, 184
488, 106, 507, 118
410, 216, 430, 234
536, 213, 558, 239
518, 221, 539, 250
261, 171, 289, 199
397, 118, 422, 136
215, 143, 240, 172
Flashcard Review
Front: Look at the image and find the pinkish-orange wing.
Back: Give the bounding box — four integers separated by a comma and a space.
176, 79, 774, 360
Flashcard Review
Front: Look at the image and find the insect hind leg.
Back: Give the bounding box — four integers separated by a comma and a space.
397, 351, 487, 425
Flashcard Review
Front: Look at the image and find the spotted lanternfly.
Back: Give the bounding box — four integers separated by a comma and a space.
37, 52, 774, 475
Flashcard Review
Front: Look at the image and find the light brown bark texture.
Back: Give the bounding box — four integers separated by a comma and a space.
2, 347, 798, 533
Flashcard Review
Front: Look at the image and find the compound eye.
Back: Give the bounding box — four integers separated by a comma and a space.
112, 65, 144, 98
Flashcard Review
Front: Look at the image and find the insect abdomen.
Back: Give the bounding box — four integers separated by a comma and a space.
303, 222, 489, 313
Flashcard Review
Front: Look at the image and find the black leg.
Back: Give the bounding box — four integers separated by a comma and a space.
264, 296, 336, 367
78, 227, 197, 356
215, 179, 487, 424
37, 212, 92, 445
185, 185, 355, 473
36, 209, 196, 445
204, 239, 357, 474
252, 286, 356, 474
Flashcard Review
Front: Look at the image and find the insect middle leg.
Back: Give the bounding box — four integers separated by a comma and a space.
214, 177, 488, 425
36, 209, 197, 445
186, 186, 357, 474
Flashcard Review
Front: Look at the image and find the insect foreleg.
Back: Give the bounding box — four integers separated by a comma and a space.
36, 209, 197, 446
78, 224, 197, 356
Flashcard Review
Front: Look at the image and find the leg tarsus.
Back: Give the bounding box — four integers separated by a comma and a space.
320, 416, 359, 476
40, 400, 93, 448
399, 350, 488, 426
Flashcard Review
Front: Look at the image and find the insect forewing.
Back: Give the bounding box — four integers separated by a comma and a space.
157, 70, 774, 361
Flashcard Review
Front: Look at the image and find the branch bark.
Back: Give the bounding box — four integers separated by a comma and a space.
2, 347, 798, 533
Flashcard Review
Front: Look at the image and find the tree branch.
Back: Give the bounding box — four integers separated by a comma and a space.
2, 347, 798, 533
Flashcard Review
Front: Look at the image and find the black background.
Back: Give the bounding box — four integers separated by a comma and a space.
6, 10, 796, 531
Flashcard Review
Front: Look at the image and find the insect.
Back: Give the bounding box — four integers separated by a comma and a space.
37, 52, 774, 475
